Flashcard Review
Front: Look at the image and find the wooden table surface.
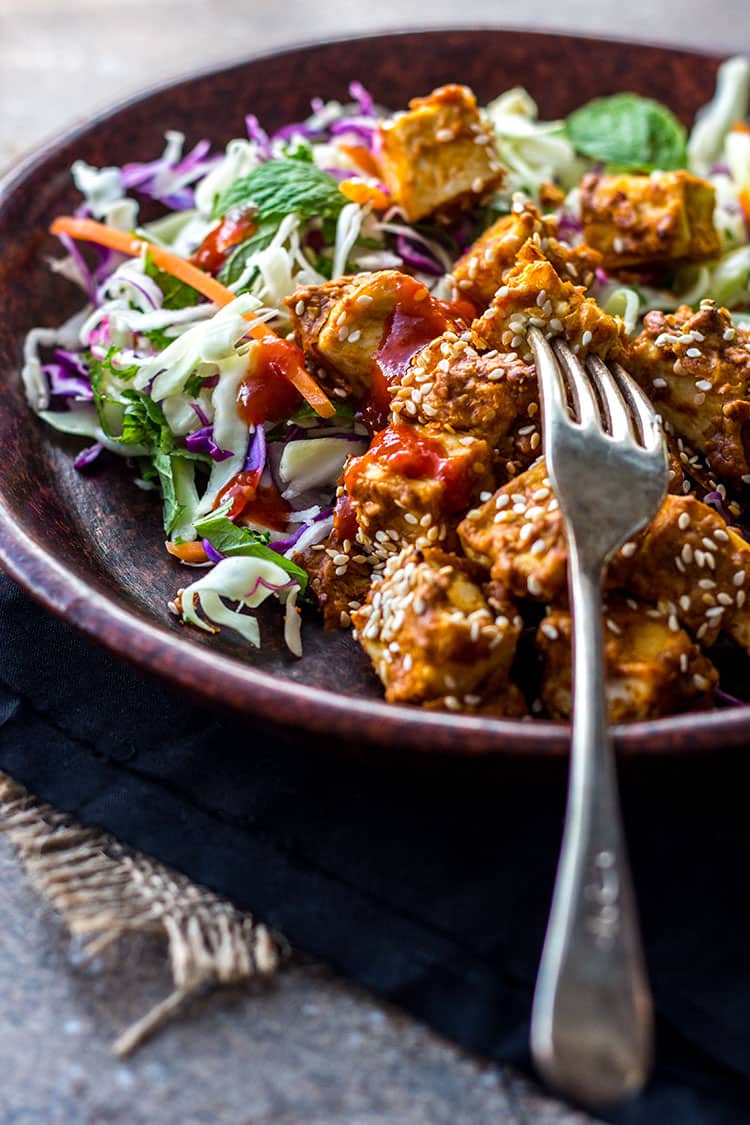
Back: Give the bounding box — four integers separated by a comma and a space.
0, 3, 745, 1122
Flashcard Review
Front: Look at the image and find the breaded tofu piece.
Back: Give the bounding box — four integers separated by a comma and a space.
452, 200, 601, 309
286, 271, 463, 401
389, 330, 537, 446
296, 528, 372, 630
623, 494, 750, 652
580, 171, 720, 271
471, 242, 627, 364
628, 302, 750, 485
461, 462, 750, 652
344, 424, 493, 561
351, 546, 523, 708
458, 458, 569, 601
537, 598, 718, 722
377, 85, 504, 222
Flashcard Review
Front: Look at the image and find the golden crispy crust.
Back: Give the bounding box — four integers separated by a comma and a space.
538, 598, 718, 722
580, 170, 720, 270
352, 546, 524, 708
471, 242, 628, 364
452, 201, 601, 310
295, 531, 372, 631
344, 425, 494, 560
627, 302, 750, 485
377, 85, 505, 222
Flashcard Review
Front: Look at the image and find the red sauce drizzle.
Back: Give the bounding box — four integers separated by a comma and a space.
344, 425, 471, 513
191, 207, 258, 274
237, 337, 303, 427
357, 276, 474, 432
217, 472, 290, 529
333, 493, 358, 542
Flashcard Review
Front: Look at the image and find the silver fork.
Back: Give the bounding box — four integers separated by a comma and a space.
527, 328, 667, 1108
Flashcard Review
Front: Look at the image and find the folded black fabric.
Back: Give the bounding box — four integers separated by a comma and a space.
2, 570, 750, 1124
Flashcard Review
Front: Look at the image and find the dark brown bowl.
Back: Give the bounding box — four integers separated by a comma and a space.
0, 27, 748, 756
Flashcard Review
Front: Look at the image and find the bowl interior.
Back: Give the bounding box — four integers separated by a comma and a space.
1, 27, 746, 755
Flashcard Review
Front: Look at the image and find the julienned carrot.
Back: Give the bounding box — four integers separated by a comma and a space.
49, 216, 335, 418
166, 540, 209, 564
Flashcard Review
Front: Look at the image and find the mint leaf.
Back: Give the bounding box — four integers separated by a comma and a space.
566, 93, 687, 171
195, 506, 308, 591
212, 159, 346, 222
144, 253, 202, 309
217, 217, 279, 286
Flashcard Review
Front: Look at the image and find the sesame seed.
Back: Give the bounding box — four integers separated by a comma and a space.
332, 553, 349, 566
527, 575, 542, 596
581, 330, 593, 347
718, 592, 734, 606
702, 537, 718, 551
340, 611, 351, 627
693, 673, 710, 690
705, 605, 724, 618
621, 542, 637, 558
678, 512, 690, 531
613, 237, 624, 253
531, 538, 546, 554
338, 326, 349, 341
686, 348, 702, 358
734, 570, 746, 587
348, 329, 361, 344
540, 622, 559, 640
606, 619, 622, 635
668, 614, 679, 632
294, 300, 305, 316
738, 590, 747, 607
682, 543, 694, 564
335, 565, 348, 576
435, 128, 453, 142
696, 379, 712, 392
723, 327, 736, 341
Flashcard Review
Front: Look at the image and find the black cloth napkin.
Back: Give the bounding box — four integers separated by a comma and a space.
2, 571, 750, 1124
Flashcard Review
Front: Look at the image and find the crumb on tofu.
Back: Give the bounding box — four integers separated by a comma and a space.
537, 597, 718, 721
286, 270, 465, 405
344, 424, 493, 560
295, 528, 372, 630
351, 546, 523, 706
471, 242, 627, 364
452, 199, 601, 310
628, 302, 750, 485
389, 329, 537, 446
580, 170, 720, 271
377, 84, 504, 222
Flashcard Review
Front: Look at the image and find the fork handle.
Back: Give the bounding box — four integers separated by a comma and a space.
530, 544, 654, 1107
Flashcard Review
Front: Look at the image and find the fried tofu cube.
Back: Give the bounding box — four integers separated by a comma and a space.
352, 547, 522, 706
537, 599, 718, 722
377, 85, 504, 222
628, 302, 750, 485
344, 424, 493, 560
458, 458, 568, 601
456, 456, 656, 602
452, 200, 601, 310
286, 271, 464, 402
471, 242, 627, 364
296, 528, 372, 630
389, 330, 537, 446
622, 494, 750, 651
580, 171, 720, 270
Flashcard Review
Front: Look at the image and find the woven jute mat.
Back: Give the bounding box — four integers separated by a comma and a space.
0, 771, 285, 1055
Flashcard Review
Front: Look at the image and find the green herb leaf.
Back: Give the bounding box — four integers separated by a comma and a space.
144, 253, 202, 309
194, 505, 308, 591
565, 93, 688, 172
217, 217, 280, 286
213, 159, 346, 222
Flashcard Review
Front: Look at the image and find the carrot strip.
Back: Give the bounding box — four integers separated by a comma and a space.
49, 216, 335, 417
339, 178, 389, 210
166, 540, 209, 564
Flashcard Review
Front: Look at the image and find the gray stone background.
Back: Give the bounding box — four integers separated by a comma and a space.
0, 2, 745, 1122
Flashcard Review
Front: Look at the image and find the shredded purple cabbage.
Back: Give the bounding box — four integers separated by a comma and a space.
74, 442, 104, 470
56, 232, 98, 303
557, 213, 583, 239
185, 425, 233, 461
710, 161, 731, 175
595, 267, 609, 285
330, 118, 378, 147
268, 505, 334, 552
120, 138, 219, 210
349, 81, 375, 117
396, 234, 444, 276
245, 115, 272, 159
715, 688, 747, 707
244, 424, 267, 475
202, 538, 225, 563
44, 350, 93, 401
244, 575, 298, 598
